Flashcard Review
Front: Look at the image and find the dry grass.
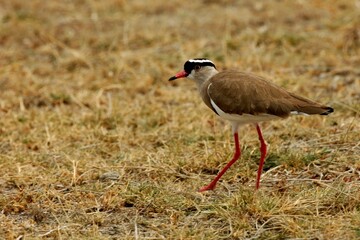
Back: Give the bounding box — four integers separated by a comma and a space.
0, 0, 359, 239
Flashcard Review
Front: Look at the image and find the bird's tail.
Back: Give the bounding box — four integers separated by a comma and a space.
320, 107, 334, 115
289, 92, 334, 115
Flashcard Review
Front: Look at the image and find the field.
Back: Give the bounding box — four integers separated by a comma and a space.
1, 0, 359, 239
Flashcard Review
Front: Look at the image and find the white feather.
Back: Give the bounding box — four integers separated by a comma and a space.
189, 59, 214, 64
210, 98, 281, 125
290, 111, 309, 116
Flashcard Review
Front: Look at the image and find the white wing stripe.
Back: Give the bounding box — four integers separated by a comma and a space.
210, 98, 281, 124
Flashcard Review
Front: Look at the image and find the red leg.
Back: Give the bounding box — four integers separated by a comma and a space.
255, 124, 267, 190
199, 132, 241, 192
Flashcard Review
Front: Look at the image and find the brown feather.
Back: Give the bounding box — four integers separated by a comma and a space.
200, 70, 332, 117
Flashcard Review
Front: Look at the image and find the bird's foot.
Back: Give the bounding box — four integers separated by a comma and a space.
198, 183, 216, 192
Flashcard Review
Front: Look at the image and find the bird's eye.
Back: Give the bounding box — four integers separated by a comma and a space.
194, 65, 201, 71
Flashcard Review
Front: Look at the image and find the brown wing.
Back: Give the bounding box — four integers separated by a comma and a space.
204, 70, 332, 117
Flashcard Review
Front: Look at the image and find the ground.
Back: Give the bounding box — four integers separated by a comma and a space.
0, 0, 359, 239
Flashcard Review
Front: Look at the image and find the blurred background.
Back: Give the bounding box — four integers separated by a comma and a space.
0, 0, 359, 239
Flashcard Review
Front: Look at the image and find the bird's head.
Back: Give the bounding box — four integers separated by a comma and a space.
169, 58, 218, 83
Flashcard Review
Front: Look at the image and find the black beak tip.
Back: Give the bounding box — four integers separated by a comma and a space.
168, 76, 177, 81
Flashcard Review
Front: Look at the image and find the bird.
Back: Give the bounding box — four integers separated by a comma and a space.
169, 58, 334, 192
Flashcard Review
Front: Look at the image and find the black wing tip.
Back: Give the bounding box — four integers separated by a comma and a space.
320, 107, 334, 115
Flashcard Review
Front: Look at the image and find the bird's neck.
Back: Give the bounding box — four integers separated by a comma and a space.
194, 68, 219, 90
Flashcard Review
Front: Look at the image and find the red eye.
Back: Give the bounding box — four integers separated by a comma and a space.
194, 65, 201, 71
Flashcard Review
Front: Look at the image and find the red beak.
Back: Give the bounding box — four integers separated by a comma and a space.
169, 70, 188, 81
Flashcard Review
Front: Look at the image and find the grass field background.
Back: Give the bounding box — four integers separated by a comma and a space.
0, 0, 359, 239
